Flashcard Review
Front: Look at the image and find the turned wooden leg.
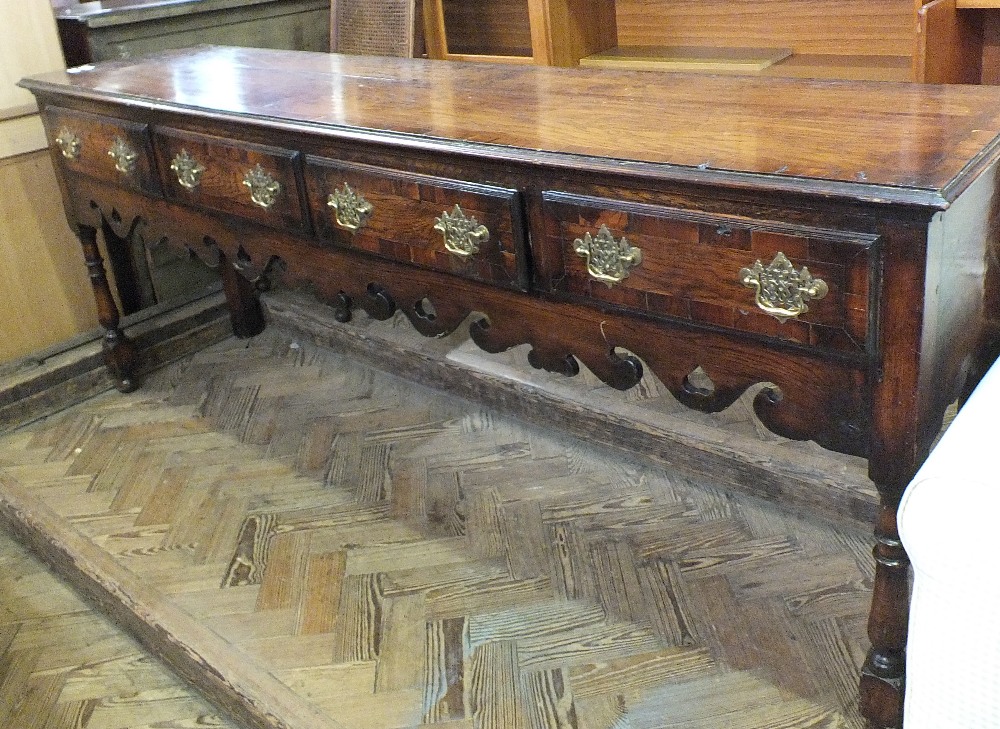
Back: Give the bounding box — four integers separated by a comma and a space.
218, 250, 266, 339
859, 495, 909, 728
78, 224, 139, 392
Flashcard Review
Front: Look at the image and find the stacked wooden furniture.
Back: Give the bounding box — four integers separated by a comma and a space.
425, 0, 1000, 84
52, 0, 331, 66
19, 46, 1000, 727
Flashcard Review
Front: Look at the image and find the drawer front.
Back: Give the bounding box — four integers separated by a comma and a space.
540, 192, 876, 354
44, 106, 159, 196
305, 158, 525, 290
155, 129, 306, 232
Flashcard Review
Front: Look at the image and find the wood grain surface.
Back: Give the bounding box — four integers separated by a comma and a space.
0, 325, 877, 729
0, 526, 242, 729
19, 45, 1000, 195
613, 0, 915, 57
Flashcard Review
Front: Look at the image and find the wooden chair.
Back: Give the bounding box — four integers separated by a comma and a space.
330, 0, 418, 57
422, 0, 617, 67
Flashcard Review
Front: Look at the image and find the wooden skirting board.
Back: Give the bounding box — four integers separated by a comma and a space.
0, 288, 229, 432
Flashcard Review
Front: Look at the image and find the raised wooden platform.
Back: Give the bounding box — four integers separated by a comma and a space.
0, 527, 240, 728
0, 291, 878, 729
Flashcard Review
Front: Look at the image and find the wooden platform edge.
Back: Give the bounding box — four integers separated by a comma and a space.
263, 290, 878, 533
0, 289, 230, 433
0, 470, 349, 729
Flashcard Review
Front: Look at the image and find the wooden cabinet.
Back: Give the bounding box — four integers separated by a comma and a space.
19, 47, 1000, 727
424, 0, 616, 66
49, 0, 333, 315
53, 0, 330, 66
426, 0, 994, 83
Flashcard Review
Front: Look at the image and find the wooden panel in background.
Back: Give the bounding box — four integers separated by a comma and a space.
440, 0, 533, 57
613, 0, 915, 57
0, 0, 66, 121
916, 0, 983, 83
0, 151, 97, 365
529, 0, 618, 67
428, 0, 616, 65
984, 11, 1000, 84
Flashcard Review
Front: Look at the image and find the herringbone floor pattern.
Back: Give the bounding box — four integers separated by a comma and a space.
0, 328, 874, 729
0, 527, 240, 729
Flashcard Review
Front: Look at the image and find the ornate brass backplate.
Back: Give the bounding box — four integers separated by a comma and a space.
739, 251, 828, 322
434, 204, 489, 257
55, 128, 81, 160
170, 149, 206, 191
327, 183, 373, 231
243, 164, 282, 209
573, 224, 643, 287
108, 137, 138, 174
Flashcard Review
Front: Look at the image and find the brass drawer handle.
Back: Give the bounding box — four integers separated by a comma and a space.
574, 224, 642, 287
327, 183, 373, 231
739, 251, 828, 322
108, 137, 138, 174
243, 164, 282, 209
434, 204, 489, 258
55, 128, 81, 160
170, 149, 206, 190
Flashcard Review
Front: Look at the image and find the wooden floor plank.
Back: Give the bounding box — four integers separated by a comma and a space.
0, 325, 876, 729
0, 530, 240, 729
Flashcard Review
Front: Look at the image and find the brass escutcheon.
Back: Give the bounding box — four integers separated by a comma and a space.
170, 149, 205, 191
739, 251, 828, 322
55, 128, 81, 160
108, 137, 138, 174
243, 164, 282, 209
327, 183, 373, 231
434, 204, 489, 257
574, 224, 642, 287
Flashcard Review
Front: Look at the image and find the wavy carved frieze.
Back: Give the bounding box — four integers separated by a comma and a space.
88, 199, 225, 272
83, 193, 868, 458
465, 302, 870, 458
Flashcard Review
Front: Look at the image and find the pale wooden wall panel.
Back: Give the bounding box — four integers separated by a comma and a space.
1, 0, 99, 365
0, 151, 97, 364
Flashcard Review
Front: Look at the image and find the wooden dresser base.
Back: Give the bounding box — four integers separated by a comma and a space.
21, 47, 1000, 727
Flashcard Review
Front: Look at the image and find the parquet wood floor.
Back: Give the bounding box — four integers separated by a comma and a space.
0, 325, 875, 729
0, 527, 240, 729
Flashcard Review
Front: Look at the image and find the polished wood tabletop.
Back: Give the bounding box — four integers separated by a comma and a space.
22, 45, 1000, 204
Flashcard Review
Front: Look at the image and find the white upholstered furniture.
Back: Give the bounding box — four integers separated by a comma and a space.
899, 357, 1000, 728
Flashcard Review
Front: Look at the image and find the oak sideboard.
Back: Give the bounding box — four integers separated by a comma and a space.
20, 46, 1000, 727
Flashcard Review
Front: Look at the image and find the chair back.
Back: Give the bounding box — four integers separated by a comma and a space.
331, 0, 417, 57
